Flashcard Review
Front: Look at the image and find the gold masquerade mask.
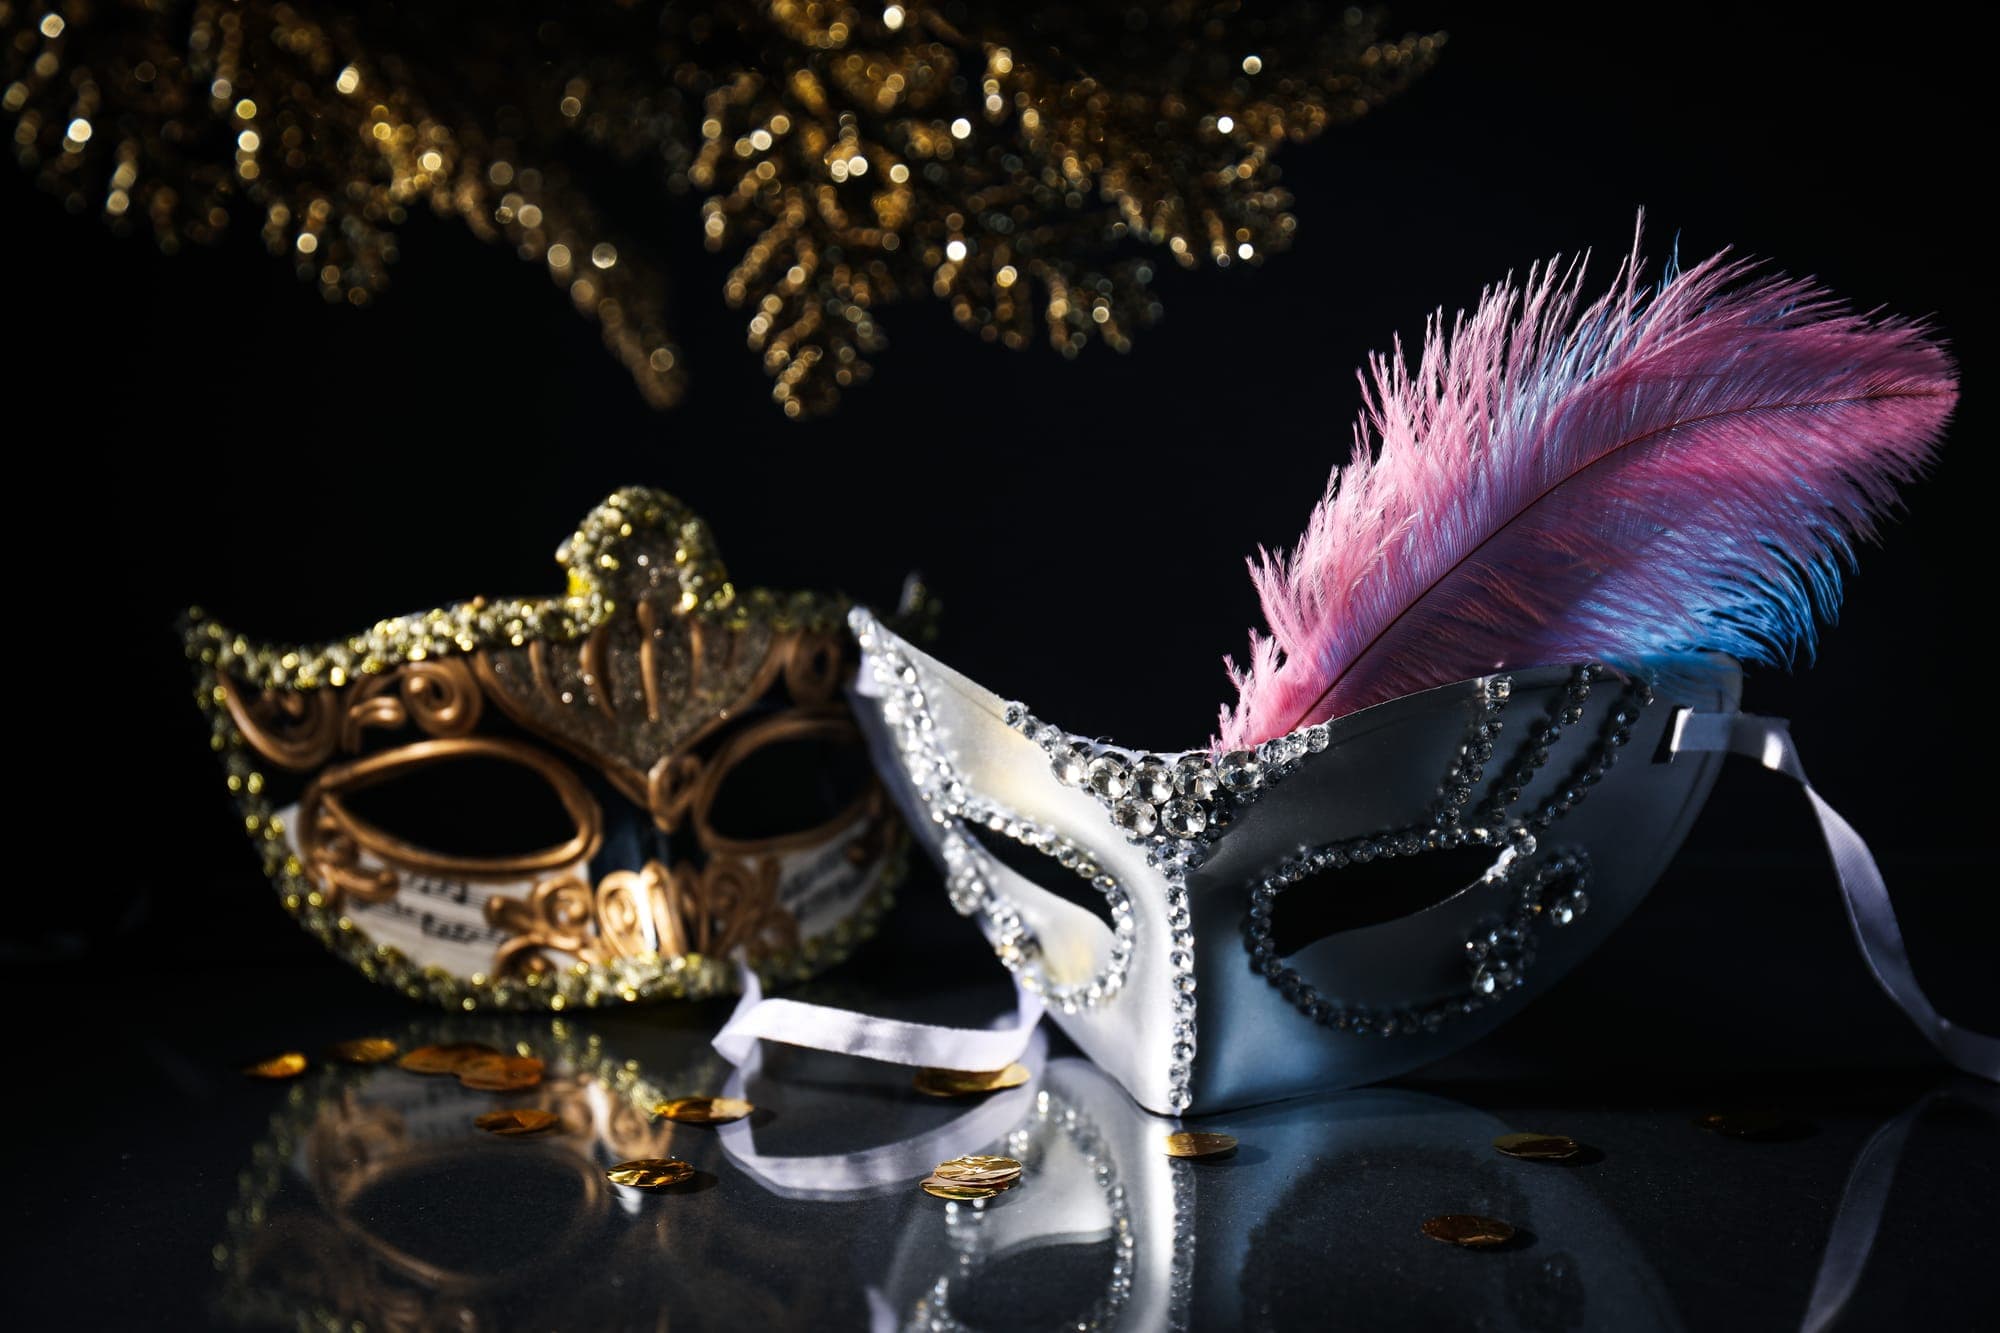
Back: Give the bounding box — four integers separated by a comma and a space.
187, 487, 906, 1008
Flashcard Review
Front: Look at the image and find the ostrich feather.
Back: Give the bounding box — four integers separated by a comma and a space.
1218, 224, 1957, 748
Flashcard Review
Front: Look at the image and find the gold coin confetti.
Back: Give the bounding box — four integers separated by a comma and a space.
606, 1158, 696, 1190
932, 1154, 1023, 1186
1164, 1131, 1239, 1159
475, 1108, 561, 1137
457, 1054, 545, 1092
655, 1096, 755, 1125
1421, 1214, 1518, 1248
920, 1178, 1008, 1202
913, 1064, 1032, 1098
1493, 1132, 1583, 1161
325, 1038, 399, 1066
396, 1043, 501, 1075
1696, 1111, 1790, 1140
242, 1052, 308, 1080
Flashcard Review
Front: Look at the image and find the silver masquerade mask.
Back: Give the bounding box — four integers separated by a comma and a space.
843, 617, 1738, 1113
709, 232, 1993, 1115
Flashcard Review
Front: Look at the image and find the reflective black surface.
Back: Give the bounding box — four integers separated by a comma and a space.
11, 867, 1995, 1332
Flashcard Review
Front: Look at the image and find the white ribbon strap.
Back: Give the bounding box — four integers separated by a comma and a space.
1671, 712, 1998, 1082
713, 961, 1045, 1072
711, 961, 1049, 1200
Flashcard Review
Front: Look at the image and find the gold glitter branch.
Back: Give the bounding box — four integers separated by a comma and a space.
3, 2, 1437, 418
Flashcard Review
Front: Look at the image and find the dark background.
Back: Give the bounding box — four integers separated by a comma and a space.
6, 3, 1994, 1055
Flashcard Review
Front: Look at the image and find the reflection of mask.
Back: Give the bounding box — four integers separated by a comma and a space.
851, 612, 1737, 1113
212, 1017, 684, 1331
208, 1013, 825, 1331
716, 1052, 1674, 1333
187, 488, 906, 1009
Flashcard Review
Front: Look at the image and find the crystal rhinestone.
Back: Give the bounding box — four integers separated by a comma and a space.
1002, 701, 1027, 728
1111, 799, 1158, 836
1216, 750, 1262, 791
1160, 798, 1207, 838
1050, 747, 1088, 786
1487, 678, 1513, 703
1087, 754, 1133, 800
1130, 757, 1176, 803
1471, 965, 1500, 996
1304, 723, 1332, 752
1548, 889, 1588, 925
1174, 758, 1221, 799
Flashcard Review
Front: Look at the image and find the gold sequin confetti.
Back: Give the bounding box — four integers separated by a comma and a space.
654, 1096, 755, 1125
1695, 1111, 1791, 1140
912, 1064, 1031, 1098
920, 1177, 1008, 1202
396, 1043, 502, 1075
1421, 1214, 1518, 1248
606, 1157, 696, 1190
1164, 1131, 1239, 1159
0, 3, 1437, 417
1492, 1132, 1583, 1161
457, 1054, 546, 1092
242, 1052, 308, 1080
931, 1154, 1023, 1186
325, 1038, 399, 1066
475, 1108, 561, 1136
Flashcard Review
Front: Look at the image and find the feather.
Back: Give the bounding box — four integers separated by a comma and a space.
1218, 221, 1957, 748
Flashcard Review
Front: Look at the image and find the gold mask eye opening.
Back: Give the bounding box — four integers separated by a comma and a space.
691, 710, 878, 855
298, 737, 604, 905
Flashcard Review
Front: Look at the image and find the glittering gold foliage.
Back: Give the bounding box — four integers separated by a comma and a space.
3, 2, 1436, 417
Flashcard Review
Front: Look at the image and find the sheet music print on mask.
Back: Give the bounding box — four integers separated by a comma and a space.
277, 801, 522, 977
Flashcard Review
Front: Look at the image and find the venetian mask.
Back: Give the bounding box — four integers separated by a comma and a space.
187, 488, 906, 1008
850, 613, 1738, 1114
806, 235, 1983, 1115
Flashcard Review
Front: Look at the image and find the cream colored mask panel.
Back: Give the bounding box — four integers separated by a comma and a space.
851, 613, 1737, 1114
186, 487, 906, 1010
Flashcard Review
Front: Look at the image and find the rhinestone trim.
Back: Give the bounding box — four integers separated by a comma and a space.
1241, 664, 1650, 1032
1002, 712, 1228, 1113
945, 800, 1136, 1012
853, 612, 1134, 1017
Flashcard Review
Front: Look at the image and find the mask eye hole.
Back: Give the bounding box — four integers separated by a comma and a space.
963, 821, 1118, 934
337, 749, 588, 860
699, 714, 874, 846
1266, 845, 1499, 956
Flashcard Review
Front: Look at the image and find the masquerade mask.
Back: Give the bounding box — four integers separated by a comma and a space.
187, 488, 905, 1009
716, 229, 1994, 1113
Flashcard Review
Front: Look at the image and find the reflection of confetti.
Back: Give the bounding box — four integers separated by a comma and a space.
474, 1107, 562, 1136
3, 3, 1437, 416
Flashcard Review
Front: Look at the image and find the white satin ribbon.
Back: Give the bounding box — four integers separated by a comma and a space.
713, 961, 1048, 1199
713, 963, 1045, 1071
1671, 711, 1998, 1083
713, 1034, 1047, 1201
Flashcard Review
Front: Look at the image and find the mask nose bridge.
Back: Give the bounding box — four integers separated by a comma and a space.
851, 610, 1201, 1112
